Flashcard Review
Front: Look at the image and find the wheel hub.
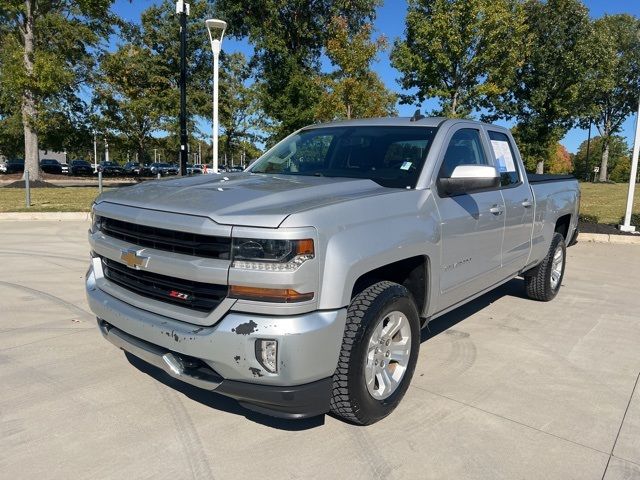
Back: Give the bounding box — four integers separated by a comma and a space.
550, 245, 564, 290
365, 311, 412, 400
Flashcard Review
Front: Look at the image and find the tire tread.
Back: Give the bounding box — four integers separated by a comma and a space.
329, 281, 401, 424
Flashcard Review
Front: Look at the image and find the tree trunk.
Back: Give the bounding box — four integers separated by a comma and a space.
21, 0, 40, 181
536, 160, 544, 174
450, 92, 458, 117
598, 131, 610, 182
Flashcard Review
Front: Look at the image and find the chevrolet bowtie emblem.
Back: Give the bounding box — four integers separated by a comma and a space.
120, 249, 149, 269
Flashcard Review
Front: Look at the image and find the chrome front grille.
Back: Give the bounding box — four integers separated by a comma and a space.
101, 256, 227, 312
99, 217, 231, 259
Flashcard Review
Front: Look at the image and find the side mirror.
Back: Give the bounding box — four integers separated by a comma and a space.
438, 165, 500, 196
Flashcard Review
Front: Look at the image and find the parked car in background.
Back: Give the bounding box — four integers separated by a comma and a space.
186, 163, 203, 175
123, 162, 142, 176
39, 158, 63, 174
192, 163, 213, 174
5, 159, 24, 174
69, 159, 94, 176
144, 162, 179, 176
98, 161, 125, 176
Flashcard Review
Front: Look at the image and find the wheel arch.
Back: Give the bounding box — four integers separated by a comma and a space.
349, 255, 431, 325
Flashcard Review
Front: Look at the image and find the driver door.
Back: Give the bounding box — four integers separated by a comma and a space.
434, 127, 506, 312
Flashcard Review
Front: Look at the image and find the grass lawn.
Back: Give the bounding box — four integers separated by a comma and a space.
0, 182, 638, 224
0, 187, 103, 212
578, 182, 640, 224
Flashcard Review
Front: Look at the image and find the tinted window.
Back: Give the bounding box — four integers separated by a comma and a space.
249, 126, 438, 189
438, 129, 488, 178
488, 131, 520, 187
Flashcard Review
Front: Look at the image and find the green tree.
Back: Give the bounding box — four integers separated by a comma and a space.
580, 15, 640, 182
0, 0, 114, 180
491, 0, 592, 173
212, 0, 379, 140
94, 42, 170, 163
391, 0, 526, 118
315, 16, 396, 121
218, 52, 263, 162
573, 135, 630, 181
0, 112, 24, 159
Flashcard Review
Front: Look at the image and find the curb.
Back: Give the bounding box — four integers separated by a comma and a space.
0, 212, 90, 221
579, 232, 640, 245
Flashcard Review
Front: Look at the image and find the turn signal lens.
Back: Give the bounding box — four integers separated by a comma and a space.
229, 285, 314, 303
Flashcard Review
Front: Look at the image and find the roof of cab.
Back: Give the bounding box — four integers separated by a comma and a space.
304, 116, 505, 130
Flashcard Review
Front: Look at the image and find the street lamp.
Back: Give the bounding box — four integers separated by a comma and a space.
620, 97, 640, 232
177, 1, 190, 176
206, 18, 226, 174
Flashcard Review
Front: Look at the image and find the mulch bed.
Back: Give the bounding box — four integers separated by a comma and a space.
2, 179, 62, 188
579, 221, 639, 236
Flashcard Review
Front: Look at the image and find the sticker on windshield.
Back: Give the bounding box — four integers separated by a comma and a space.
491, 140, 516, 173
401, 161, 412, 170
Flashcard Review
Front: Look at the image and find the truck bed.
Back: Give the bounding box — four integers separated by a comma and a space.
527, 173, 575, 184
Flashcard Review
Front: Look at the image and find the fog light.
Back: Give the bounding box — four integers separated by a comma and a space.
255, 339, 278, 373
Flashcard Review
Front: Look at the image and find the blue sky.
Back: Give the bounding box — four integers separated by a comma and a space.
111, 0, 640, 153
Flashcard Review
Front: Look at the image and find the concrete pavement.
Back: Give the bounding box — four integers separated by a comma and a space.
1, 221, 639, 479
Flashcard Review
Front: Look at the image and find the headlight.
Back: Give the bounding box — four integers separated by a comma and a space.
231, 238, 314, 271
90, 210, 103, 234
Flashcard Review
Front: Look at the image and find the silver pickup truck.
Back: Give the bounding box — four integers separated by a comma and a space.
86, 117, 579, 425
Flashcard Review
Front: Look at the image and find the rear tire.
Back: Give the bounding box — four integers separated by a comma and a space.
330, 281, 420, 425
524, 232, 566, 301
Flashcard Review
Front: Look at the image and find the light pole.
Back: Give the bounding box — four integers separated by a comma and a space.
177, 1, 190, 176
206, 18, 227, 174
620, 98, 640, 232
93, 132, 98, 173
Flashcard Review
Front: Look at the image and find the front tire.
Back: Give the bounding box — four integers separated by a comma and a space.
330, 281, 420, 425
524, 232, 566, 301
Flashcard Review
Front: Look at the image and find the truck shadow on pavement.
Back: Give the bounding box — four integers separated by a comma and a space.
421, 277, 527, 342
125, 278, 527, 431
124, 352, 326, 431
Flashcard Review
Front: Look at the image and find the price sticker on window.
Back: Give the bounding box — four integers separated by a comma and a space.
491, 140, 516, 173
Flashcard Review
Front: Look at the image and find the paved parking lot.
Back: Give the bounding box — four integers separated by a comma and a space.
1, 220, 639, 479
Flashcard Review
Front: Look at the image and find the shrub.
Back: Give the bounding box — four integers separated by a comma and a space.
579, 213, 599, 224
618, 212, 640, 226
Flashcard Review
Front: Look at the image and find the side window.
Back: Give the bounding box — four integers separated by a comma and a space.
439, 129, 488, 178
488, 131, 520, 187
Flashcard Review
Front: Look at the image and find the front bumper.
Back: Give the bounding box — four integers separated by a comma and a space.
86, 265, 346, 417
98, 319, 332, 418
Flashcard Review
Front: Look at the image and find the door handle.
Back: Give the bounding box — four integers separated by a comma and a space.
489, 205, 504, 215
522, 200, 532, 208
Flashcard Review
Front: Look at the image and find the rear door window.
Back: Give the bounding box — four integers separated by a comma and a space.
488, 131, 520, 187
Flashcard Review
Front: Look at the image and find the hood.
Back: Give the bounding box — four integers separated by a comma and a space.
96, 172, 392, 228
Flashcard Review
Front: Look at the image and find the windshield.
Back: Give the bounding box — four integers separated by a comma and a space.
248, 126, 437, 188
